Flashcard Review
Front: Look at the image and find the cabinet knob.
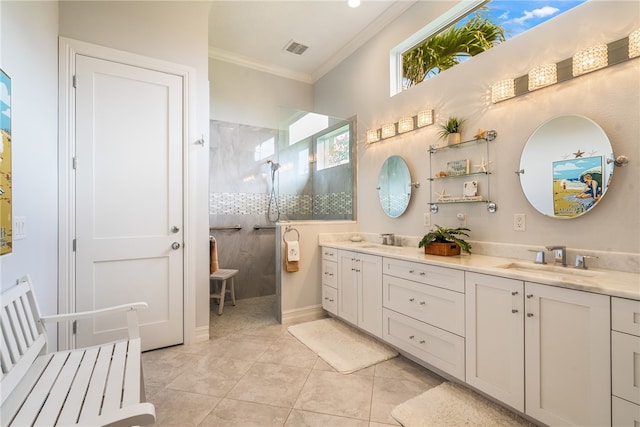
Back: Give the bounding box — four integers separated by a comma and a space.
409, 298, 415, 302
409, 269, 415, 273
527, 313, 534, 317
419, 340, 425, 344
409, 335, 415, 339
512, 309, 518, 313
512, 291, 518, 296
419, 272, 426, 276
526, 294, 534, 299
419, 301, 426, 305
329, 299, 334, 302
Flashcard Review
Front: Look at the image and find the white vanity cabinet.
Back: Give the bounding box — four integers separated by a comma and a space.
611, 297, 640, 426
337, 250, 383, 338
382, 258, 465, 380
466, 272, 611, 426
321, 247, 338, 315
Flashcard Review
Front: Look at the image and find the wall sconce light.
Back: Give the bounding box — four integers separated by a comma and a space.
381, 123, 396, 139
491, 79, 515, 103
629, 28, 640, 59
528, 63, 557, 91
398, 116, 414, 133
417, 110, 434, 127
366, 129, 380, 143
572, 44, 608, 76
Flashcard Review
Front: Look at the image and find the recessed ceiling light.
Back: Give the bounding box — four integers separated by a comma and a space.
348, 0, 361, 8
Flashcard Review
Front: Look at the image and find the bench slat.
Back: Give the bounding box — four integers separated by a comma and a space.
57, 347, 99, 425
1, 329, 14, 375
19, 293, 40, 343
14, 297, 34, 347
34, 350, 84, 426
0, 335, 47, 407
6, 303, 28, 355
103, 340, 128, 413
0, 353, 52, 426
122, 338, 142, 405
1, 309, 21, 365
79, 342, 114, 423
10, 352, 68, 426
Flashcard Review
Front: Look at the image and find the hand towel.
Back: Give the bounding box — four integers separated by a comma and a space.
210, 237, 219, 273
284, 241, 299, 272
286, 240, 300, 262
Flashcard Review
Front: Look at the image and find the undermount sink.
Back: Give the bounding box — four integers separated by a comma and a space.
497, 262, 601, 278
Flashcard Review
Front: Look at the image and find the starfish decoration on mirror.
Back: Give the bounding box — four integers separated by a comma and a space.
474, 128, 487, 140
573, 149, 585, 158
434, 188, 450, 201
473, 157, 493, 173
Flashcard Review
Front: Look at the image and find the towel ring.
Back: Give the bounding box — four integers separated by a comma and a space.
283, 227, 300, 243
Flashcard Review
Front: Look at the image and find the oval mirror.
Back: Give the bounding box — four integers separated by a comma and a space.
378, 155, 412, 218
519, 114, 614, 219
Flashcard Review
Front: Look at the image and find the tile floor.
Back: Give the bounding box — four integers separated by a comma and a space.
142, 295, 446, 426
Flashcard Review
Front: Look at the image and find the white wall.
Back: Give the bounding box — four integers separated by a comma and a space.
314, 1, 640, 256
58, 1, 212, 339
209, 58, 313, 129
0, 1, 59, 338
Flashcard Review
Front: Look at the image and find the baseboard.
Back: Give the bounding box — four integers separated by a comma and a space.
193, 325, 210, 343
281, 304, 327, 325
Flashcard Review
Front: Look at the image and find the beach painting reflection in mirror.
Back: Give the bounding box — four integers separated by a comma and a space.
553, 156, 608, 217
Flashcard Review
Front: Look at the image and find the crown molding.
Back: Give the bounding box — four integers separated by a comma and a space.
209, 47, 314, 84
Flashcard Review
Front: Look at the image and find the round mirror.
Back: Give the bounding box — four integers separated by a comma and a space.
519, 114, 614, 219
378, 156, 412, 218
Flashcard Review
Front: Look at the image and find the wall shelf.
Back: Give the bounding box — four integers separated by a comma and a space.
429, 130, 497, 213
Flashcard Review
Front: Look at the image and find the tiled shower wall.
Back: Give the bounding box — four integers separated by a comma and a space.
209, 120, 353, 300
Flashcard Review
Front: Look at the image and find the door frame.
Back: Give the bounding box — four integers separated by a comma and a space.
58, 37, 198, 351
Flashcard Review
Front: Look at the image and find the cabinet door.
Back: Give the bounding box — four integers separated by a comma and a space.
465, 273, 524, 412
358, 253, 382, 338
337, 250, 358, 325
524, 282, 611, 426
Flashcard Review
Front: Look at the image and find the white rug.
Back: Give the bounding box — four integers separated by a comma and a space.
287, 318, 398, 374
392, 382, 534, 427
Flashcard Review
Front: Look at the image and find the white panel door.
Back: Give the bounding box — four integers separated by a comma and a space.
74, 55, 184, 351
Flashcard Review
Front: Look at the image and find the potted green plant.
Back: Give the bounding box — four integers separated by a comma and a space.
418, 224, 471, 255
438, 116, 466, 145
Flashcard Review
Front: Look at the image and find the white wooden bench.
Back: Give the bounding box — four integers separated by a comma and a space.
0, 276, 156, 426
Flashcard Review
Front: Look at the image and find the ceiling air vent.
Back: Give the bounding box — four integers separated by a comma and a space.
284, 40, 309, 55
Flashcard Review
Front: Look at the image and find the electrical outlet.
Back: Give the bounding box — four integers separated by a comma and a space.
423, 213, 431, 227
456, 212, 466, 227
513, 213, 526, 231
13, 216, 27, 240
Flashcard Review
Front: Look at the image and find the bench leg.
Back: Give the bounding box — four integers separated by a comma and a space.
230, 277, 236, 306
217, 279, 226, 315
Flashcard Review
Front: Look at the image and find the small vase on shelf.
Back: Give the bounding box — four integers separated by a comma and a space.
447, 132, 461, 145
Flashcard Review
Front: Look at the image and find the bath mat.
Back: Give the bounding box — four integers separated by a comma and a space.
391, 382, 534, 427
287, 318, 397, 374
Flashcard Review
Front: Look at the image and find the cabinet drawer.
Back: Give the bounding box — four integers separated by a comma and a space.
382, 308, 465, 381
612, 330, 640, 406
383, 275, 464, 336
321, 247, 338, 261
612, 396, 640, 427
322, 260, 337, 287
612, 297, 640, 337
322, 285, 337, 315
383, 257, 464, 293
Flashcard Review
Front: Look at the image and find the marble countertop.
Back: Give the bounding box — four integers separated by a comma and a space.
321, 240, 640, 300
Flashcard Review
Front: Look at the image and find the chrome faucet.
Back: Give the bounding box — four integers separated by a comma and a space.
545, 245, 567, 267
381, 233, 395, 246
575, 254, 598, 270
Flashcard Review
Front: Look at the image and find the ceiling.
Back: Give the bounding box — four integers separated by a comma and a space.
208, 1, 416, 83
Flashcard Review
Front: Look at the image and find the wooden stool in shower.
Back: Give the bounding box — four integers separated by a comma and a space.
210, 269, 239, 315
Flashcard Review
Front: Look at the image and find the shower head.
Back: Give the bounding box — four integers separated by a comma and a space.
266, 159, 280, 172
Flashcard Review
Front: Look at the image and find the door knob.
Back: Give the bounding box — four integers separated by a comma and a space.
171, 226, 180, 233
171, 242, 181, 250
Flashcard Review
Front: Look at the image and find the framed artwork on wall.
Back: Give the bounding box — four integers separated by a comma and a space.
1, 68, 11, 255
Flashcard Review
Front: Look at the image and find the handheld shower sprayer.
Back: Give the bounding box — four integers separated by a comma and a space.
266, 159, 281, 172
